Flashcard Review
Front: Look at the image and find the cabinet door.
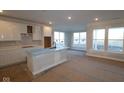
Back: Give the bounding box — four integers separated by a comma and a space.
43, 26, 52, 36
0, 20, 25, 41
0, 31, 6, 41
8, 22, 17, 40
33, 25, 42, 40
5, 27, 14, 41
12, 23, 21, 40
16, 23, 27, 34
0, 20, 13, 41
12, 23, 27, 40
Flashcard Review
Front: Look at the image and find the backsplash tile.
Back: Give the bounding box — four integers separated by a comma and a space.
0, 41, 17, 47
21, 33, 33, 45
0, 34, 42, 48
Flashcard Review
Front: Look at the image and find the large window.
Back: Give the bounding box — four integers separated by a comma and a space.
73, 32, 86, 49
108, 27, 124, 52
93, 29, 105, 50
54, 32, 65, 47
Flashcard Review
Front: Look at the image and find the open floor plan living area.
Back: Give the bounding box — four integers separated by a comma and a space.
0, 10, 124, 82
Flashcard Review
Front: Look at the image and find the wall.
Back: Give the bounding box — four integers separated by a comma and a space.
55, 30, 86, 50
64, 32, 73, 48
86, 18, 124, 62
64, 31, 87, 50
53, 31, 73, 48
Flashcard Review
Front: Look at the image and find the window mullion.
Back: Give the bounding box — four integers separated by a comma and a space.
123, 31, 124, 53
59, 32, 60, 45
105, 27, 108, 51
79, 33, 80, 45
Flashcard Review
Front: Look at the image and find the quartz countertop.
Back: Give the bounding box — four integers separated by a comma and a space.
0, 45, 43, 50
27, 47, 68, 56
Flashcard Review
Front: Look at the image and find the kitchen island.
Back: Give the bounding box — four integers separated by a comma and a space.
27, 47, 68, 75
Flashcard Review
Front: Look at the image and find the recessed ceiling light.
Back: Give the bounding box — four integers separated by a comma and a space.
94, 18, 98, 21
0, 10, 3, 13
49, 21, 52, 25
68, 16, 71, 20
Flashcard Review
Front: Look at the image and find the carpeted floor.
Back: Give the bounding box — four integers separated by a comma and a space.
0, 50, 124, 82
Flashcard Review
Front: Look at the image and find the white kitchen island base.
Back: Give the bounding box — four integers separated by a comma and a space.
27, 48, 68, 75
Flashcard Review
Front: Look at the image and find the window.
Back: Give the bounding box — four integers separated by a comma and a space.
93, 29, 105, 50
54, 32, 64, 47
73, 33, 79, 45
108, 27, 124, 52
73, 32, 86, 49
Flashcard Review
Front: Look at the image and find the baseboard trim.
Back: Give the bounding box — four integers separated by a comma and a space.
86, 53, 124, 62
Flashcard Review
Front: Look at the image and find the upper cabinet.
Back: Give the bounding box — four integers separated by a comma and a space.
0, 20, 27, 41
0, 20, 12, 41
12, 22, 27, 40
32, 25, 42, 40
43, 26, 52, 36
0, 20, 19, 41
0, 19, 52, 41
16, 23, 27, 34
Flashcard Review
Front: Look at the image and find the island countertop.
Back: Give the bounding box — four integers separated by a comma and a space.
27, 47, 69, 56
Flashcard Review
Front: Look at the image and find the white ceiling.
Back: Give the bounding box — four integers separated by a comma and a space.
2, 10, 124, 31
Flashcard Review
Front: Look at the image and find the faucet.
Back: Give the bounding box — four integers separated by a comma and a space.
53, 41, 56, 48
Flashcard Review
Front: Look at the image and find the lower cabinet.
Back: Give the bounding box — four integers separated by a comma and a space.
0, 48, 27, 67
0, 20, 27, 41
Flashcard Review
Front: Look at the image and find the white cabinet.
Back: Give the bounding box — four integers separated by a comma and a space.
15, 23, 27, 34
0, 20, 27, 41
0, 48, 27, 67
43, 26, 52, 36
33, 25, 42, 40
12, 23, 27, 40
0, 20, 14, 41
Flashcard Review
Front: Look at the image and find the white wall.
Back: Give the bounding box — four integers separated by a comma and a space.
54, 30, 86, 50
53, 31, 73, 48
64, 31, 87, 50
64, 32, 73, 48
86, 19, 124, 62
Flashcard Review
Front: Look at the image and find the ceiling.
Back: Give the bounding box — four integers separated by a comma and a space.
1, 10, 124, 32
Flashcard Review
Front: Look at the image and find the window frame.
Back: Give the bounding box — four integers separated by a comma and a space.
73, 32, 86, 49
107, 27, 124, 53
92, 28, 105, 51
92, 27, 124, 54
54, 31, 65, 47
